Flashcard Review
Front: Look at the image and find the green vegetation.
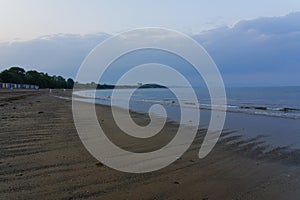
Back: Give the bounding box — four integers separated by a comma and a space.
138, 83, 166, 89
0, 66, 166, 90
0, 66, 74, 89
75, 82, 167, 90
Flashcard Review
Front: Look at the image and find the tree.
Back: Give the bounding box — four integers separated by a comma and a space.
0, 66, 26, 84
0, 66, 73, 89
66, 78, 74, 89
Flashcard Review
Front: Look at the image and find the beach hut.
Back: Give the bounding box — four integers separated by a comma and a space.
0, 82, 39, 90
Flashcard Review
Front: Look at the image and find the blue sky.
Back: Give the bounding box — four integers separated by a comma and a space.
1, 0, 300, 42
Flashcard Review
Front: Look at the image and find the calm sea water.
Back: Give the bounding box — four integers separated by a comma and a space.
75, 86, 300, 120
73, 86, 300, 149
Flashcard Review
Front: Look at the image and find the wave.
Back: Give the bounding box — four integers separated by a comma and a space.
73, 90, 300, 120
239, 105, 300, 113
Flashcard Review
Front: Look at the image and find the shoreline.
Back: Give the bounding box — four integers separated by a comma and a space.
71, 89, 300, 151
72, 88, 300, 120
1, 90, 300, 199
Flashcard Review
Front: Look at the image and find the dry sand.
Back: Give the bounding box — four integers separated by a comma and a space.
1, 90, 300, 199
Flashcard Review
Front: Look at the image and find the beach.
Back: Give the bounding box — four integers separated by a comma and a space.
1, 90, 300, 200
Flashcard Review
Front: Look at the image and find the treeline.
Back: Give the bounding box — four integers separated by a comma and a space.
0, 67, 74, 89
75, 82, 166, 90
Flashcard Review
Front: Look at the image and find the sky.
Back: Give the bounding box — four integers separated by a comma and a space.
1, 0, 300, 42
0, 1, 300, 86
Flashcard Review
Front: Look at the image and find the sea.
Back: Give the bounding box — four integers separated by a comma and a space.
73, 86, 300, 150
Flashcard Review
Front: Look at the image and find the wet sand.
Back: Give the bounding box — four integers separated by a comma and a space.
1, 90, 300, 199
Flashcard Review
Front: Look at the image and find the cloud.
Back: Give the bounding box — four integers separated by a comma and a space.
0, 33, 110, 78
194, 12, 300, 86
0, 12, 299, 86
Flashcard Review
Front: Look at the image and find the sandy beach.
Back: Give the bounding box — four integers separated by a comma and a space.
1, 90, 300, 200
